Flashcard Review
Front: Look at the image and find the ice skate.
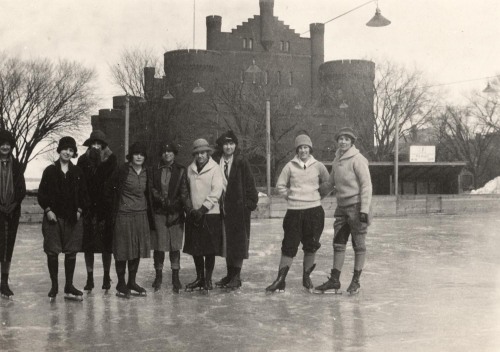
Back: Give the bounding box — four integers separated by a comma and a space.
215, 267, 232, 288
48, 283, 58, 302
203, 269, 213, 294
302, 264, 316, 292
185, 276, 205, 292
225, 268, 242, 292
346, 270, 361, 295
115, 282, 131, 299
0, 283, 14, 300
314, 269, 342, 295
172, 269, 182, 294
128, 282, 147, 296
152, 270, 162, 292
265, 266, 289, 294
84, 275, 94, 293
64, 284, 84, 301
102, 273, 112, 292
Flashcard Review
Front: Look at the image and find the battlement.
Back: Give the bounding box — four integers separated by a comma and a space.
320, 60, 375, 79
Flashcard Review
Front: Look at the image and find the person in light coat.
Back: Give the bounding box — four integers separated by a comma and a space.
183, 138, 223, 292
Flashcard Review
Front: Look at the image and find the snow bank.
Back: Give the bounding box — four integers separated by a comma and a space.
471, 176, 500, 194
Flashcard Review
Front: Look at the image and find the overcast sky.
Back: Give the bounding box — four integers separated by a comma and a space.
1, 0, 500, 177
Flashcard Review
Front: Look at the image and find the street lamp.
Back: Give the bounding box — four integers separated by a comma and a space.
393, 104, 400, 196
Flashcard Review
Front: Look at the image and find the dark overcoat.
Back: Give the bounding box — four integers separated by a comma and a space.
0, 157, 26, 262
149, 161, 191, 226
213, 152, 258, 260
77, 150, 117, 252
37, 160, 89, 223
104, 162, 155, 232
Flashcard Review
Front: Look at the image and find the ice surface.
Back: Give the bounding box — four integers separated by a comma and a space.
1, 215, 500, 352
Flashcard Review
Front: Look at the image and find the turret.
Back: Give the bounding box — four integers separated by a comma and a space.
310, 23, 324, 99
206, 15, 222, 50
144, 67, 156, 99
259, 0, 274, 50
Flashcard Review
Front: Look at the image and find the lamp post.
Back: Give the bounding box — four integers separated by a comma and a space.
124, 95, 130, 160
393, 103, 400, 196
265, 99, 271, 197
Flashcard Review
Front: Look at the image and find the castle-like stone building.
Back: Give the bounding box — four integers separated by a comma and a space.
92, 0, 375, 174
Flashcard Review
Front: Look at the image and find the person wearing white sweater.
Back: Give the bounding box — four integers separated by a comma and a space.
266, 133, 330, 293
315, 127, 372, 294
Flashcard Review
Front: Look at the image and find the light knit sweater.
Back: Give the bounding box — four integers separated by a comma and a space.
276, 155, 330, 210
326, 145, 372, 213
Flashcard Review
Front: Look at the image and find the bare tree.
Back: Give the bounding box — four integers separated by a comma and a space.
109, 47, 164, 97
0, 55, 97, 172
434, 105, 496, 188
209, 78, 304, 182
370, 60, 440, 161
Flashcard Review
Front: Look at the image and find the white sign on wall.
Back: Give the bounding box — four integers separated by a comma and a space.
409, 145, 435, 162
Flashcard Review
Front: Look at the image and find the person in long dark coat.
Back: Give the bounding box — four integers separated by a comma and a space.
77, 130, 117, 292
184, 138, 223, 292
149, 141, 190, 293
212, 131, 258, 290
0, 130, 26, 299
105, 142, 154, 297
38, 136, 90, 301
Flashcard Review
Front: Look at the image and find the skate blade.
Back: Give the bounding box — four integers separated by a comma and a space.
130, 292, 147, 297
64, 295, 83, 302
265, 289, 285, 295
49, 297, 57, 303
313, 289, 342, 295
1, 293, 13, 300
115, 292, 130, 299
347, 290, 359, 295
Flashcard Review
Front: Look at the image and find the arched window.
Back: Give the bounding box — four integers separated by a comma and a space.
284, 41, 290, 52
248, 39, 253, 50
289, 72, 293, 86
277, 71, 281, 85
264, 71, 269, 85
242, 38, 247, 49
280, 41, 284, 51
240, 70, 244, 83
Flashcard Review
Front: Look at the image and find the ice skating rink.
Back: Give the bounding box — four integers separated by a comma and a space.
1, 214, 500, 352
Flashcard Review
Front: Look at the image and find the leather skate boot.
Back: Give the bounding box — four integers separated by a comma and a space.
314, 269, 341, 294
225, 267, 242, 291
1, 274, 13, 299
152, 269, 163, 291
346, 270, 362, 294
302, 264, 316, 291
265, 266, 289, 293
185, 272, 205, 292
215, 267, 233, 288
204, 268, 213, 292
102, 271, 112, 291
84, 272, 94, 292
171, 269, 182, 293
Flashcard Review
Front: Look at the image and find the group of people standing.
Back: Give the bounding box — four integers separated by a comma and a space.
0, 125, 372, 301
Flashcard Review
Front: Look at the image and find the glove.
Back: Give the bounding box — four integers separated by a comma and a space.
359, 212, 368, 223
191, 206, 209, 222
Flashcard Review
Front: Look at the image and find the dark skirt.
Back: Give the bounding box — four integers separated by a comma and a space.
80, 212, 113, 253
0, 210, 21, 262
113, 212, 151, 261
183, 214, 223, 256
